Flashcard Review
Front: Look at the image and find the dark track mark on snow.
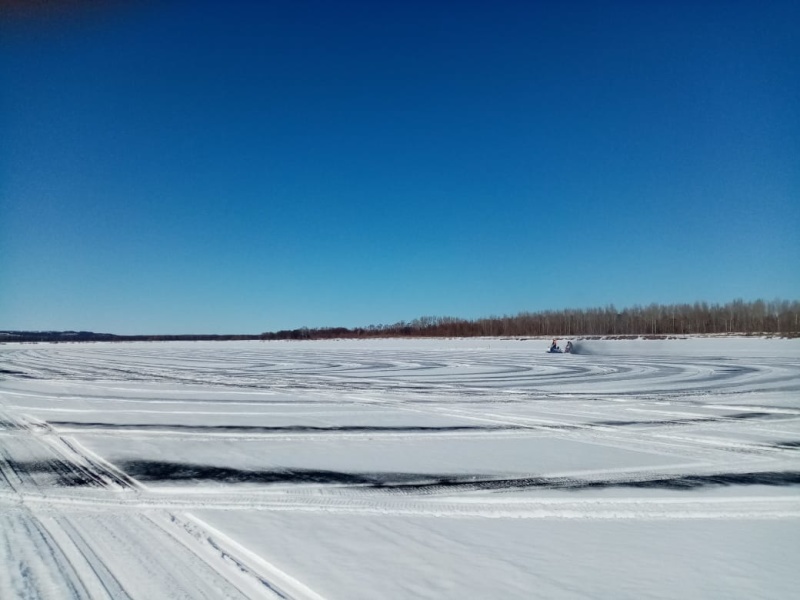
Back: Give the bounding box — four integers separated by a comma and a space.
0, 368, 32, 378
1, 458, 106, 487
47, 422, 521, 434
594, 412, 782, 427
113, 460, 800, 493
119, 461, 429, 486
374, 471, 800, 493
773, 441, 800, 449
577, 471, 800, 490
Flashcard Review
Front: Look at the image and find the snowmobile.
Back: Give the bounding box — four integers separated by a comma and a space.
548, 340, 573, 354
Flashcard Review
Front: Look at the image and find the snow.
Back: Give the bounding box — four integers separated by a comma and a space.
193, 511, 800, 600
1, 337, 799, 598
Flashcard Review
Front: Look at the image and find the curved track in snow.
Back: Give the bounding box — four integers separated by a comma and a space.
3, 339, 799, 395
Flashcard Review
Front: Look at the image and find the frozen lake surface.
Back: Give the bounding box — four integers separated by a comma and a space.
1, 337, 799, 598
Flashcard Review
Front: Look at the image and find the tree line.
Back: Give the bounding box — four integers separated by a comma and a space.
261, 299, 799, 340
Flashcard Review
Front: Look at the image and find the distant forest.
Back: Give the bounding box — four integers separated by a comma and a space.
263, 299, 799, 340
3, 299, 798, 343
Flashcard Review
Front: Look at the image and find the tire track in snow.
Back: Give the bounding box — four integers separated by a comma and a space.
0, 407, 315, 599
0, 514, 91, 599
4, 343, 799, 395
165, 512, 327, 600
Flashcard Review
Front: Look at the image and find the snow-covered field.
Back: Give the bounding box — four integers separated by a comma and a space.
1, 337, 799, 599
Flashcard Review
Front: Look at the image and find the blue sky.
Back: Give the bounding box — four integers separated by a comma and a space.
1, 0, 798, 334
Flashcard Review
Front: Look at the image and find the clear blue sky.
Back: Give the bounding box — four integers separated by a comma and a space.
1, 0, 798, 334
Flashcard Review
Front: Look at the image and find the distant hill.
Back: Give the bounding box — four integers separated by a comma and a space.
0, 331, 261, 343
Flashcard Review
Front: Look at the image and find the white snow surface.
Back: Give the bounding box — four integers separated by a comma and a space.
1, 337, 798, 599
